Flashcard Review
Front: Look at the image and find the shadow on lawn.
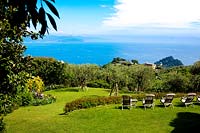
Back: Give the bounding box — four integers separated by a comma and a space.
170, 112, 200, 133
55, 88, 79, 92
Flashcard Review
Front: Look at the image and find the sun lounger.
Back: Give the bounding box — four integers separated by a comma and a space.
143, 94, 155, 110
181, 93, 196, 107
160, 93, 175, 108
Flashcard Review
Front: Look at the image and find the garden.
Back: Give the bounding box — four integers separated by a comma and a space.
3, 88, 200, 133
1, 1, 200, 132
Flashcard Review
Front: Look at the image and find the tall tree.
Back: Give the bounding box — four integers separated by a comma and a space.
0, 0, 59, 95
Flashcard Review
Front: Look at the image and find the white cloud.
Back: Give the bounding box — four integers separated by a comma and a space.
103, 0, 200, 28
100, 5, 108, 8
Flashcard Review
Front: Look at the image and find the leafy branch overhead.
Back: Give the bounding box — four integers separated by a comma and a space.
0, 0, 60, 38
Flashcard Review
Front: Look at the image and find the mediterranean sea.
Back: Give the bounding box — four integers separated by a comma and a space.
24, 42, 200, 66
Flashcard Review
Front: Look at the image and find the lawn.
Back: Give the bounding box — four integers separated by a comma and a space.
4, 88, 200, 133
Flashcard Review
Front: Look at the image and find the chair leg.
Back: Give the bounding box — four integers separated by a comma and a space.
171, 104, 174, 108
192, 103, 194, 107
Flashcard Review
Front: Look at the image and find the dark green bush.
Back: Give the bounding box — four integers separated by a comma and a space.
17, 92, 34, 106
0, 116, 6, 132
87, 80, 110, 89
45, 84, 66, 91
28, 57, 67, 86
64, 96, 121, 114
0, 94, 19, 115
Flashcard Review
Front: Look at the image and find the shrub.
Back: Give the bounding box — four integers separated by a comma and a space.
17, 92, 34, 106
0, 116, 6, 132
45, 84, 66, 91
32, 94, 56, 106
87, 80, 110, 89
27, 76, 44, 94
0, 94, 19, 115
64, 96, 121, 114
163, 72, 190, 92
28, 57, 67, 86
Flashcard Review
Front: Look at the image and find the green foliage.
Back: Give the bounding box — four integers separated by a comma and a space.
154, 56, 183, 68
28, 57, 66, 86
0, 43, 31, 95
87, 80, 110, 89
64, 96, 121, 113
0, 94, 19, 115
190, 61, 200, 75
27, 76, 45, 93
45, 84, 66, 91
32, 94, 56, 106
134, 66, 154, 91
131, 59, 139, 64
111, 57, 126, 64
0, 0, 59, 37
163, 72, 190, 92
150, 79, 164, 92
0, 116, 6, 132
72, 64, 99, 90
17, 92, 34, 106
190, 75, 200, 92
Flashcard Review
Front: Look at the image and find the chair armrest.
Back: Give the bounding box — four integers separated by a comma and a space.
181, 97, 186, 103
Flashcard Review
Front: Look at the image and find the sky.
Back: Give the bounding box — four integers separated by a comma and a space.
49, 0, 200, 36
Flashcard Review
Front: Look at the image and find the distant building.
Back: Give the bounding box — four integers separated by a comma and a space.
144, 63, 156, 69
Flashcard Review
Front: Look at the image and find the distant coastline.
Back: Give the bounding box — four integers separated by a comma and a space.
24, 41, 200, 66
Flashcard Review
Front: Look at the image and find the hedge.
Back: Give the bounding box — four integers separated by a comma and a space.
64, 96, 121, 114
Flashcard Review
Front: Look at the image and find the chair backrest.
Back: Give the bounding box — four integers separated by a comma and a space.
144, 94, 155, 104
185, 93, 196, 103
165, 93, 175, 103
122, 95, 131, 105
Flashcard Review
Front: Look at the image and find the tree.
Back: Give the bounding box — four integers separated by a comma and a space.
0, 0, 59, 38
0, 21, 32, 95
190, 61, 200, 75
0, 0, 59, 95
28, 57, 67, 86
131, 59, 139, 65
74, 65, 99, 91
103, 65, 128, 96
134, 66, 154, 91
163, 72, 190, 92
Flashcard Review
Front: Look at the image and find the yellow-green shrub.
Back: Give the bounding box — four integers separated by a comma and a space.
27, 76, 44, 93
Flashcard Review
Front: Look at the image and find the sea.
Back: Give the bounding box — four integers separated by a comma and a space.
24, 42, 200, 66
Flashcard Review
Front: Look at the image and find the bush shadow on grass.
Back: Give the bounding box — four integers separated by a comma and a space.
55, 88, 79, 92
170, 112, 200, 133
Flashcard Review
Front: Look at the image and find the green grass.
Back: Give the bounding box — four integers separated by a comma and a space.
4, 88, 200, 133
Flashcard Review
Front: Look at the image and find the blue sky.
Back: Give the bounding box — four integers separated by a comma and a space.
48, 0, 200, 37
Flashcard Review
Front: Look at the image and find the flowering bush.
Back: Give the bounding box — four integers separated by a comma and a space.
27, 76, 44, 94
32, 93, 56, 106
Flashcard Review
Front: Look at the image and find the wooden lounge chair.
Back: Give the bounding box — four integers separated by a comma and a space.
160, 93, 175, 108
181, 93, 196, 107
122, 95, 137, 110
143, 94, 155, 110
